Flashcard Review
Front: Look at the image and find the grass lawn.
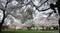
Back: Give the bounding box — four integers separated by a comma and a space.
1, 30, 59, 33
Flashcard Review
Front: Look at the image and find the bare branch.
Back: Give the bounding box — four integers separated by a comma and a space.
31, 0, 50, 11
37, 0, 48, 8
5, 0, 12, 8
38, 8, 50, 11
0, 8, 5, 11
48, 11, 53, 17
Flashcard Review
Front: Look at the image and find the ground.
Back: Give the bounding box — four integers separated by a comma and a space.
1, 30, 59, 33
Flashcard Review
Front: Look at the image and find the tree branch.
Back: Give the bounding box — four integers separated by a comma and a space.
0, 8, 5, 11
5, 0, 12, 8
37, 0, 48, 8
31, 0, 50, 11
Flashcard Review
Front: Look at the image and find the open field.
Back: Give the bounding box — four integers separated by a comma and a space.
1, 30, 59, 33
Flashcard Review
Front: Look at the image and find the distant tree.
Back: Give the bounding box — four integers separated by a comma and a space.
22, 19, 34, 30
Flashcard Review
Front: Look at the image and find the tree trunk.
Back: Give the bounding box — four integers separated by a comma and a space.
27, 27, 31, 30
0, 16, 5, 32
56, 0, 60, 27
0, 10, 5, 32
56, 0, 60, 33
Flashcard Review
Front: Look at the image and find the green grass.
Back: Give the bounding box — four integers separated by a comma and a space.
1, 30, 59, 33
